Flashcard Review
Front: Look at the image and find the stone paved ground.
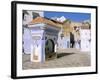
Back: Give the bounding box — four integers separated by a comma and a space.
22, 48, 91, 70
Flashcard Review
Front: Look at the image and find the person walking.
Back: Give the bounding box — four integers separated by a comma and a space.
70, 32, 75, 48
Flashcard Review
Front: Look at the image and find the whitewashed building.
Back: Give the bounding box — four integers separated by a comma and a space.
22, 10, 44, 54
23, 16, 60, 62
80, 29, 91, 52
57, 31, 70, 49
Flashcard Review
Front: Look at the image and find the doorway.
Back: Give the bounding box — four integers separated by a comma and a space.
45, 39, 55, 60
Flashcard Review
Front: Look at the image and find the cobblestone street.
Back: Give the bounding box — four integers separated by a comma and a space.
22, 48, 91, 70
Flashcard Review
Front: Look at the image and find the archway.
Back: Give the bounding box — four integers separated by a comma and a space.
45, 39, 55, 60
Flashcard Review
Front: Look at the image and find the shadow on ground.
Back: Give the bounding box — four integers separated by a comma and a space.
57, 53, 74, 58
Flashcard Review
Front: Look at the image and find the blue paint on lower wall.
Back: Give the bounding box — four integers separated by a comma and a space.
23, 28, 32, 54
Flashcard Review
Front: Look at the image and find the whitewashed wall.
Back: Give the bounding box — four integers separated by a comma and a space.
57, 31, 70, 49
23, 28, 32, 54
80, 29, 91, 52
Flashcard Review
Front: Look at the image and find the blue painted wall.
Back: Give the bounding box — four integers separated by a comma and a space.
23, 28, 32, 54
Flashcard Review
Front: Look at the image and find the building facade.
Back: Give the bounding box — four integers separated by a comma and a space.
22, 10, 91, 63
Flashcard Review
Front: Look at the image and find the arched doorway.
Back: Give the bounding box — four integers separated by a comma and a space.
45, 39, 55, 60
